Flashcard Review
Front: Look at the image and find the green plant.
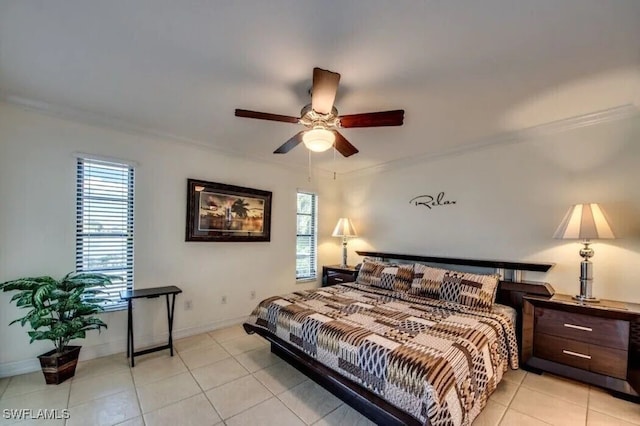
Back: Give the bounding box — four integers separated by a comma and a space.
0, 272, 111, 354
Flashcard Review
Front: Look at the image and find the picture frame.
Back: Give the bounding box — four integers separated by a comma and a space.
185, 179, 272, 242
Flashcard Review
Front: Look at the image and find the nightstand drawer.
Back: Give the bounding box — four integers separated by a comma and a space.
534, 333, 628, 379
535, 307, 629, 350
327, 272, 356, 285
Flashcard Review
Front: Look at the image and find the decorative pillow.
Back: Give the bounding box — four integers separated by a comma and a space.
355, 259, 386, 285
439, 271, 500, 311
371, 264, 414, 291
411, 264, 449, 299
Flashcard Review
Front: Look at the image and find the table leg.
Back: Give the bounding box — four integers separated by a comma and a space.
128, 299, 135, 367
167, 293, 177, 356
126, 299, 131, 358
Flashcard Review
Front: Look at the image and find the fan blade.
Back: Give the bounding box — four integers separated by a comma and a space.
274, 131, 305, 154
311, 68, 341, 114
235, 109, 299, 124
333, 131, 359, 157
339, 110, 404, 128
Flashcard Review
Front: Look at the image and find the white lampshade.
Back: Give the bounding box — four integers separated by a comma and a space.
332, 218, 357, 237
302, 128, 335, 152
553, 203, 615, 240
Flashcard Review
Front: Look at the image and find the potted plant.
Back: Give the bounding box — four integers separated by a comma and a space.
0, 272, 111, 384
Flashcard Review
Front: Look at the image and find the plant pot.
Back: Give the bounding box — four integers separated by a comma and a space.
37, 346, 81, 385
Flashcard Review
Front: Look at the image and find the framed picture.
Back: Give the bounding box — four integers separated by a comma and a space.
186, 179, 272, 242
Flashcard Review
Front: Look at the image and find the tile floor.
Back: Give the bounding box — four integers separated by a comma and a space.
0, 324, 637, 425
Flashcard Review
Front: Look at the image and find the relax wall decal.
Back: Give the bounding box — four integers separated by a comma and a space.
409, 192, 457, 209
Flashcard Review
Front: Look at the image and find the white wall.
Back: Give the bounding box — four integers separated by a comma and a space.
0, 102, 342, 375
3, 98, 637, 377
341, 115, 640, 302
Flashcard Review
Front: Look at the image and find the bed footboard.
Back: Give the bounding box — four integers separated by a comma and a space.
243, 323, 424, 426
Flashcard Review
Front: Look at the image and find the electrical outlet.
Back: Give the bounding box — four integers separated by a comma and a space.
184, 300, 193, 310
221, 295, 227, 304
250, 290, 256, 300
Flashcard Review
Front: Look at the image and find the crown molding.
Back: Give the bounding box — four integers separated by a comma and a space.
2, 93, 636, 182
337, 103, 640, 180
0, 93, 336, 180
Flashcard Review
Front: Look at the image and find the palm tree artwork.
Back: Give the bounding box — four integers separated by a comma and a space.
231, 198, 250, 218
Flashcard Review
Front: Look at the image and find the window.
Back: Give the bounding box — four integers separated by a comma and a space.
76, 156, 134, 310
296, 191, 317, 280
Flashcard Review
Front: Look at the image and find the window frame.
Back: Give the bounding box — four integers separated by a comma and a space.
296, 191, 318, 281
75, 155, 135, 311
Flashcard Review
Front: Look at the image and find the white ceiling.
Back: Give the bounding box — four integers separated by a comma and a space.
1, 0, 639, 175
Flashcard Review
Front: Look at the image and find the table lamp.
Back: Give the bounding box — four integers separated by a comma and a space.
332, 218, 357, 267
553, 203, 615, 302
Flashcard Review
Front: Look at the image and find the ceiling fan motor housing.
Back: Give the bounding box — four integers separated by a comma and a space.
299, 104, 340, 129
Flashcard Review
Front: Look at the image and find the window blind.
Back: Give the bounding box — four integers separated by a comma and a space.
76, 157, 134, 310
296, 191, 317, 280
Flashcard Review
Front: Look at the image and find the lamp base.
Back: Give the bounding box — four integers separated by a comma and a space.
572, 295, 600, 303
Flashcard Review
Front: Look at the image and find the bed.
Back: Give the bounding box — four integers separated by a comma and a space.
244, 251, 554, 426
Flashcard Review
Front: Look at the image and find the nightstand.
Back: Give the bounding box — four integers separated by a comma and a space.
321, 265, 358, 287
523, 294, 640, 398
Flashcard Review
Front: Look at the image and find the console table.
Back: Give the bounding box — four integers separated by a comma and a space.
120, 285, 182, 367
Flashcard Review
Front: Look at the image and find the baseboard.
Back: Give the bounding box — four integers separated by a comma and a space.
0, 315, 248, 378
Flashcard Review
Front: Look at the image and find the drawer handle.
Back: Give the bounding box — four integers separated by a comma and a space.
334, 278, 344, 282
562, 349, 591, 360
563, 323, 592, 332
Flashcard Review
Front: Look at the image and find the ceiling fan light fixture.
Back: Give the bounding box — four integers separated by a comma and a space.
302, 128, 335, 152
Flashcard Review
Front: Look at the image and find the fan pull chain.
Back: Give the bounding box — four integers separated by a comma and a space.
333, 146, 336, 180
308, 150, 312, 182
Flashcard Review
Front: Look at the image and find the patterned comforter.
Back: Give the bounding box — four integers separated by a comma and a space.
245, 282, 518, 426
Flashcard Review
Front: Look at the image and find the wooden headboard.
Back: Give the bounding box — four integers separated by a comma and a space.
355, 250, 556, 357
356, 250, 554, 295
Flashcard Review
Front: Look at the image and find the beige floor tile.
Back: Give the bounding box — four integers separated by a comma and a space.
588, 387, 640, 425
502, 368, 527, 385
226, 397, 305, 426
313, 403, 376, 426
143, 393, 220, 426
66, 389, 140, 426
208, 324, 247, 343
253, 361, 308, 395
278, 380, 343, 425
68, 370, 133, 407
500, 409, 551, 425
175, 333, 218, 353
521, 372, 589, 406
131, 353, 187, 386
588, 409, 639, 426
1, 371, 52, 399
73, 353, 129, 381
178, 342, 229, 370
191, 357, 249, 391
6, 419, 66, 426
510, 386, 586, 425
234, 346, 282, 373
205, 375, 272, 420
219, 334, 268, 356
0, 377, 10, 398
130, 349, 174, 364
114, 417, 144, 426
472, 400, 507, 426
489, 378, 519, 406
135, 371, 201, 414
0, 386, 70, 415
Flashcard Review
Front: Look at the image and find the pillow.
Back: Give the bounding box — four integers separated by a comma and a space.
411, 264, 450, 299
439, 271, 500, 311
371, 264, 414, 291
355, 259, 386, 285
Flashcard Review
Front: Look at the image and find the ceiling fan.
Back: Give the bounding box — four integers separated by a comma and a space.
235, 68, 405, 157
